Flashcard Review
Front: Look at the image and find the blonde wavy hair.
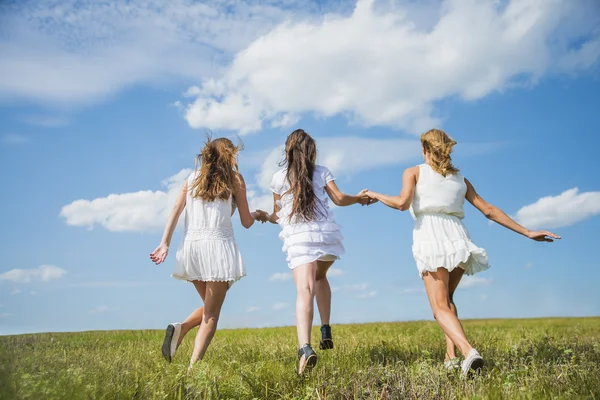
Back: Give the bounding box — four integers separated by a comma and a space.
190, 136, 242, 201
420, 129, 459, 176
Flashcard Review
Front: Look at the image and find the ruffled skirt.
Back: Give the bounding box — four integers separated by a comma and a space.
172, 236, 245, 287
412, 213, 489, 278
280, 221, 345, 269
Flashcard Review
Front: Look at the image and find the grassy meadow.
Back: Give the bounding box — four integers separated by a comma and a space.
1, 317, 599, 399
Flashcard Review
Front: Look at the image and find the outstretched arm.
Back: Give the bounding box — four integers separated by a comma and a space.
365, 166, 418, 211
233, 174, 258, 229
325, 181, 371, 206
150, 181, 188, 264
465, 178, 560, 242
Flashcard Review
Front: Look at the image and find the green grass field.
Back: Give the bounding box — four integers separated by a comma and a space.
1, 318, 599, 399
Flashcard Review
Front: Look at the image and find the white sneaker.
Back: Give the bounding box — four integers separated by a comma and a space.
461, 348, 484, 377
161, 323, 181, 362
444, 357, 461, 371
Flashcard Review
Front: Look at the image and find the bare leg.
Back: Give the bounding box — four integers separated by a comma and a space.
178, 306, 204, 347
292, 262, 317, 373
189, 281, 228, 366
293, 262, 317, 346
423, 268, 473, 358
444, 267, 465, 361
315, 260, 335, 326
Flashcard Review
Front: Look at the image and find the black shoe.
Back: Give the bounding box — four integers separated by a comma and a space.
297, 343, 318, 374
319, 324, 334, 350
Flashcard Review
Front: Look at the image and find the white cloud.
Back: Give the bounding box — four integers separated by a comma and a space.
331, 286, 340, 293
69, 281, 164, 288
30, 291, 37, 296
184, 0, 600, 134
0, 265, 66, 284
358, 290, 378, 299
400, 287, 425, 294
268, 272, 293, 282
525, 262, 533, 270
0, 0, 332, 106
515, 188, 600, 229
327, 268, 345, 277
2, 134, 29, 144
459, 276, 492, 289
272, 302, 288, 310
0, 313, 11, 319
60, 169, 191, 232
10, 289, 21, 295
246, 306, 260, 312
344, 283, 370, 292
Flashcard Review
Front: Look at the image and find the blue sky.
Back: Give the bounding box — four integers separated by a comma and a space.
1, 0, 600, 335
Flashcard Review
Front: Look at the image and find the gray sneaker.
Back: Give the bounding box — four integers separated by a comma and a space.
162, 322, 181, 362
461, 348, 484, 377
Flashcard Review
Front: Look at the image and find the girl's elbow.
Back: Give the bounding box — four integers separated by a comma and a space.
483, 206, 496, 220
398, 203, 410, 211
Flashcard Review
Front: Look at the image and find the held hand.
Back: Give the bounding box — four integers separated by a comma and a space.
357, 189, 378, 206
254, 210, 269, 223
526, 230, 561, 242
150, 243, 169, 265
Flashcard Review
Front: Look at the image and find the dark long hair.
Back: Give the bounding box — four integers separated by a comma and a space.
190, 136, 242, 201
282, 129, 324, 222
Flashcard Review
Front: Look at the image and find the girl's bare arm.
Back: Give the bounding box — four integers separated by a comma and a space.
366, 166, 418, 211
465, 178, 560, 242
150, 181, 188, 264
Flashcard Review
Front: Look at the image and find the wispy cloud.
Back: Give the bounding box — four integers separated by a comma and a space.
327, 268, 345, 277
10, 289, 21, 295
344, 283, 370, 292
0, 313, 11, 319
21, 115, 69, 127
89, 305, 116, 315
69, 281, 165, 288
400, 287, 425, 295
459, 276, 492, 289
0, 0, 329, 106
272, 302, 288, 310
515, 188, 600, 229
525, 262, 533, 270
358, 290, 378, 299
2, 134, 29, 145
246, 306, 260, 312
268, 272, 293, 282
0, 265, 66, 284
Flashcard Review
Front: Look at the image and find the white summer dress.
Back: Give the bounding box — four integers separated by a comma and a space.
270, 165, 344, 269
172, 172, 245, 286
410, 164, 489, 278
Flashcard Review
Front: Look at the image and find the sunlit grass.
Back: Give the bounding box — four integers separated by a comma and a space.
1, 318, 599, 399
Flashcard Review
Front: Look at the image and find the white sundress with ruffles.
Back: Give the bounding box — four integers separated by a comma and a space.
270, 165, 344, 269
172, 172, 245, 287
409, 164, 489, 278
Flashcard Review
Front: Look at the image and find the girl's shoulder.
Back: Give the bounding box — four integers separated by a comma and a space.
270, 168, 287, 193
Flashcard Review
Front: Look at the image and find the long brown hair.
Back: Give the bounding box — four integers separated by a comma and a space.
190, 136, 242, 201
421, 129, 459, 176
283, 129, 323, 222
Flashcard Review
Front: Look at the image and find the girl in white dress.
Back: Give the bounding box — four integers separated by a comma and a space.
260, 129, 371, 374
150, 137, 260, 370
365, 129, 560, 376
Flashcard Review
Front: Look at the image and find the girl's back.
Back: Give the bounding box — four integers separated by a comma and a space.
271, 165, 335, 225
410, 163, 467, 219
184, 172, 235, 235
